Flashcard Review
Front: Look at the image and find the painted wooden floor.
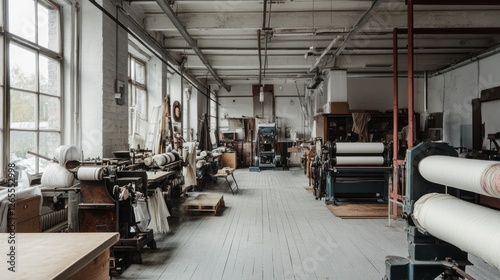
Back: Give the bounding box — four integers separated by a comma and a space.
116, 168, 500, 280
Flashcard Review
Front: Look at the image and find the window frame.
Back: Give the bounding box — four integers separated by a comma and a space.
127, 54, 148, 140
4, 0, 63, 176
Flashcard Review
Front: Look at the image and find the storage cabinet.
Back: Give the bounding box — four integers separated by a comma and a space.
324, 113, 416, 143
8, 195, 41, 232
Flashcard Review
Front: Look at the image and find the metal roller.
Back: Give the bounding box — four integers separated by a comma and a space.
332, 142, 385, 155
419, 156, 500, 198
332, 156, 385, 166
414, 193, 500, 271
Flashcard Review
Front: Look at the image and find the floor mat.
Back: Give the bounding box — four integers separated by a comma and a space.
326, 203, 387, 219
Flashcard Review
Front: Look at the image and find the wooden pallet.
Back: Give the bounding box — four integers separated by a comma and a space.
184, 194, 225, 215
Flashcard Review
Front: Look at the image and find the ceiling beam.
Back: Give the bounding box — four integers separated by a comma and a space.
154, 0, 231, 92
315, 0, 384, 72
144, 10, 500, 32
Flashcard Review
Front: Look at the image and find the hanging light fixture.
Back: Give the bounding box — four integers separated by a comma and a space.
259, 86, 265, 103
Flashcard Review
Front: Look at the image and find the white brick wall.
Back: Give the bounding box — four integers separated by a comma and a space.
81, 0, 129, 158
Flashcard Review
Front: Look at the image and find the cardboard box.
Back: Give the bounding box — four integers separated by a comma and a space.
287, 147, 301, 153
323, 102, 350, 114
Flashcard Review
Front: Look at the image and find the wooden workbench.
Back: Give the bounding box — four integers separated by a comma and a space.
0, 232, 119, 280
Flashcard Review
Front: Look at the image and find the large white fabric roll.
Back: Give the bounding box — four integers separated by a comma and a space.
414, 193, 500, 271
419, 156, 500, 198
335, 142, 385, 154
41, 163, 75, 188
335, 156, 385, 166
152, 154, 167, 166
77, 166, 104, 181
53, 145, 80, 166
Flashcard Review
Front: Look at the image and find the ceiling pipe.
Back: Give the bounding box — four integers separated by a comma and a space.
321, 0, 384, 71
155, 0, 231, 92
430, 43, 500, 78
308, 36, 341, 73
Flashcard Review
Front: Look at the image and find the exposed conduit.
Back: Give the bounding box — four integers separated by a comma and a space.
320, 0, 384, 71
88, 0, 219, 104
155, 0, 231, 92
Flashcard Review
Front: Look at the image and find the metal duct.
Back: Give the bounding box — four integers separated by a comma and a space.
155, 0, 231, 92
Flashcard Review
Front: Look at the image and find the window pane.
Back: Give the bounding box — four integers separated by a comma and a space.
8, 0, 36, 43
10, 90, 36, 129
137, 88, 147, 119
10, 44, 37, 91
10, 131, 37, 174
39, 95, 60, 130
134, 60, 145, 84
39, 55, 61, 96
38, 1, 60, 52
39, 132, 60, 172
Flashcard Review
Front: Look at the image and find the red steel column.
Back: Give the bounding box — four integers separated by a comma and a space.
407, 0, 415, 148
391, 28, 400, 218
393, 28, 399, 163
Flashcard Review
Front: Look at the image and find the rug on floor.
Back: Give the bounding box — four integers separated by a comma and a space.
326, 203, 387, 219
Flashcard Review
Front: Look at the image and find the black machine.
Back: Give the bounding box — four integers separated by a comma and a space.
385, 142, 486, 280
312, 140, 391, 204
256, 123, 279, 169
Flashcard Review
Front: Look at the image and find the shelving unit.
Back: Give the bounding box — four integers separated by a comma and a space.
324, 113, 415, 145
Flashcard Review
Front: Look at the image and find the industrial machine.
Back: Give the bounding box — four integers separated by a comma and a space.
256, 123, 279, 169
313, 141, 391, 204
385, 142, 500, 279
76, 166, 156, 275
195, 150, 222, 190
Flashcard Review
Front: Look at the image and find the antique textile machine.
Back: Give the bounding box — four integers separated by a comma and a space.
314, 142, 391, 204
385, 142, 500, 279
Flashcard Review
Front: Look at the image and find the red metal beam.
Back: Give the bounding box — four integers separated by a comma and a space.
411, 0, 500, 5
407, 0, 415, 148
392, 28, 400, 219
393, 28, 399, 164
396, 27, 500, 35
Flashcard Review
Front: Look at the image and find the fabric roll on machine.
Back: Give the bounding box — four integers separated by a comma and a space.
385, 142, 500, 279
313, 141, 391, 204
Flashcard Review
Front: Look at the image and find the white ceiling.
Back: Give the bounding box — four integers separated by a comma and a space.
128, 0, 500, 87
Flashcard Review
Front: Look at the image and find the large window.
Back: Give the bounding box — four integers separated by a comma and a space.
7, 0, 62, 175
210, 91, 217, 145
128, 54, 148, 143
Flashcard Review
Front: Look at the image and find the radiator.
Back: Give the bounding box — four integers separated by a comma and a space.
40, 209, 68, 232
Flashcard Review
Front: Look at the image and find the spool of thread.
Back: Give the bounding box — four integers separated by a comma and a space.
144, 156, 153, 166
171, 150, 180, 161
77, 166, 104, 181
196, 160, 206, 169
41, 163, 75, 188
153, 154, 167, 166
166, 152, 175, 164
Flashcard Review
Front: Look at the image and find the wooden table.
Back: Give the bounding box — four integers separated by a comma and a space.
0, 232, 119, 280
